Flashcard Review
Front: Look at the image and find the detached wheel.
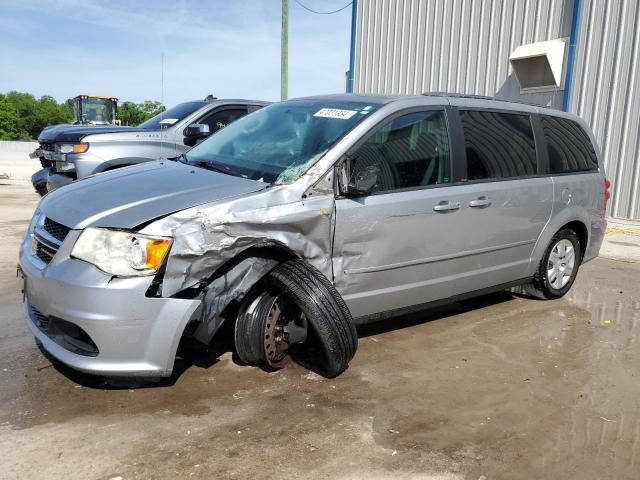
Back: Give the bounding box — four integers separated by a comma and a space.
234, 259, 357, 378
530, 229, 581, 299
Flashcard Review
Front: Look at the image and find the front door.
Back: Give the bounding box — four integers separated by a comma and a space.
332, 108, 469, 320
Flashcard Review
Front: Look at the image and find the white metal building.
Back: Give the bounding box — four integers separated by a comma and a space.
347, 0, 640, 220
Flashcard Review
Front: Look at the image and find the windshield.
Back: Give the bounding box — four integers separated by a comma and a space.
81, 98, 115, 124
139, 101, 207, 130
186, 100, 379, 184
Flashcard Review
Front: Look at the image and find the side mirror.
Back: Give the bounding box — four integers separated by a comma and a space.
337, 158, 379, 196
183, 123, 211, 146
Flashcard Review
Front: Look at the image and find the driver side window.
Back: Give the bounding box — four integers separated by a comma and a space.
200, 108, 248, 133
349, 110, 451, 194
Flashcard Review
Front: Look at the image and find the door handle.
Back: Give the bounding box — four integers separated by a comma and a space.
469, 197, 491, 208
433, 201, 460, 212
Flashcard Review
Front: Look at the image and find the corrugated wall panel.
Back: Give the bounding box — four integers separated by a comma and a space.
353, 0, 640, 220
570, 0, 640, 219
354, 0, 570, 100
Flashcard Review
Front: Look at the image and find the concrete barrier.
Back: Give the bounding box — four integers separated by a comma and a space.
0, 142, 40, 184
0, 141, 38, 153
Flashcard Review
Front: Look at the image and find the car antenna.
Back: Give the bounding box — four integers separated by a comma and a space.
160, 51, 164, 161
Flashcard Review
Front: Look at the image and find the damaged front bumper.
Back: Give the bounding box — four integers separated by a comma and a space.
18, 230, 201, 377
31, 167, 75, 195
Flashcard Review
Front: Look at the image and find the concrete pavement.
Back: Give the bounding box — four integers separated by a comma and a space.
1, 152, 640, 479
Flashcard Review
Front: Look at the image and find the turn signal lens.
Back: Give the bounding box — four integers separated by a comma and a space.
72, 143, 89, 153
145, 239, 172, 270
58, 143, 89, 154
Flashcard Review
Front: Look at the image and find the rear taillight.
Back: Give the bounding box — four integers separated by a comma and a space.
604, 178, 611, 209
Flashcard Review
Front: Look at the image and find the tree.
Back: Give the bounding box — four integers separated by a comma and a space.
5, 91, 37, 138
0, 94, 24, 140
0, 91, 166, 139
3, 91, 73, 139
33, 95, 73, 136
118, 100, 165, 126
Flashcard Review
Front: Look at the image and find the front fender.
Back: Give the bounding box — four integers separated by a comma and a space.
142, 190, 336, 298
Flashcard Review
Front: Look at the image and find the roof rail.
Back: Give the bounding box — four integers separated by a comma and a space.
421, 92, 494, 100
421, 91, 536, 106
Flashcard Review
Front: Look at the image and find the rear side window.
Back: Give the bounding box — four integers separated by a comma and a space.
460, 110, 537, 181
540, 116, 598, 173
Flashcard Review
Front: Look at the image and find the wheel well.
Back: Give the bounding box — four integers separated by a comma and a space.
560, 220, 588, 261
175, 243, 301, 345
170, 243, 299, 301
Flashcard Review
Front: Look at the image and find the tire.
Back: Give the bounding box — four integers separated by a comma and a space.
529, 228, 581, 299
34, 184, 48, 197
234, 291, 287, 367
234, 259, 358, 378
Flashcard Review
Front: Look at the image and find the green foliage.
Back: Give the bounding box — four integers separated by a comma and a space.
4, 91, 74, 140
118, 100, 166, 126
0, 94, 24, 140
0, 91, 166, 140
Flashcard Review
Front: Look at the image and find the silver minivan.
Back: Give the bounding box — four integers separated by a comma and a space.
18, 94, 608, 379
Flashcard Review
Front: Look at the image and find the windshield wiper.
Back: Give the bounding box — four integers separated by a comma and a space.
167, 153, 189, 164
171, 153, 243, 178
191, 159, 241, 177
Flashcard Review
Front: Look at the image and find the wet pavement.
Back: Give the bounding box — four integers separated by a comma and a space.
1, 187, 639, 480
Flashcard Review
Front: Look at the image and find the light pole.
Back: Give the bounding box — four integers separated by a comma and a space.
281, 0, 288, 101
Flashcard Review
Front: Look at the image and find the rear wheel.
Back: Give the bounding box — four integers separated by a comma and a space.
234, 259, 358, 378
529, 229, 581, 299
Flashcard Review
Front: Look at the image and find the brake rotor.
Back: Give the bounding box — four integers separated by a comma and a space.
262, 295, 307, 368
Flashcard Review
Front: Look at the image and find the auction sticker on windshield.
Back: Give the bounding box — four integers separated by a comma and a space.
313, 108, 358, 120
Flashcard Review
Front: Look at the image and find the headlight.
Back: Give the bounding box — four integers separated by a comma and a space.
71, 228, 172, 276
58, 143, 89, 154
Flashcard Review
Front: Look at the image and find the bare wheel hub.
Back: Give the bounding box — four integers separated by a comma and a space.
263, 295, 307, 368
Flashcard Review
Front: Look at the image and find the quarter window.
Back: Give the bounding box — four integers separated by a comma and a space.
540, 115, 598, 173
460, 110, 537, 180
348, 110, 450, 194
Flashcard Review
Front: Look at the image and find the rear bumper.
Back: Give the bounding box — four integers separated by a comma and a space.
18, 230, 201, 377
585, 213, 607, 263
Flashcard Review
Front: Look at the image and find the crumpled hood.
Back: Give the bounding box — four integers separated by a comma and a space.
39, 161, 268, 230
38, 124, 149, 143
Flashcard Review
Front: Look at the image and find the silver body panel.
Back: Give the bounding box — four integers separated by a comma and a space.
19, 94, 607, 376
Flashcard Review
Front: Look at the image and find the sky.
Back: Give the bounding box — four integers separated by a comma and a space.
0, 0, 353, 106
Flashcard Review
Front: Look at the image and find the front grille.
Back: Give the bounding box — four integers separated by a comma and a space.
39, 142, 55, 152
38, 143, 55, 167
43, 217, 71, 243
35, 241, 57, 264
